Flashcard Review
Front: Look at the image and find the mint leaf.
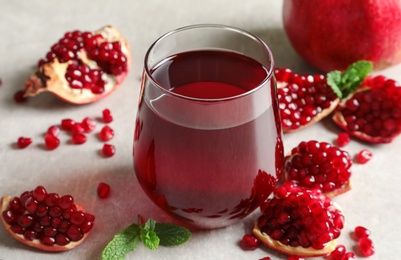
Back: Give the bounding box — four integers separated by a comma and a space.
327, 60, 373, 99
102, 223, 140, 260
141, 230, 160, 250
155, 223, 191, 246
142, 218, 156, 232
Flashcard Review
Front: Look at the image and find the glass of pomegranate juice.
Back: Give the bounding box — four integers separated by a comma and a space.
133, 24, 283, 229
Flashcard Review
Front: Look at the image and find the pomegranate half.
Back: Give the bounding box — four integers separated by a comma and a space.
22, 25, 131, 104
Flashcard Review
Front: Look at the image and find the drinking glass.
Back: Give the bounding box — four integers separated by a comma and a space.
133, 24, 283, 229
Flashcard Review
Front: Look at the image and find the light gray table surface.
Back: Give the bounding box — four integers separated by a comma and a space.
1, 1, 400, 259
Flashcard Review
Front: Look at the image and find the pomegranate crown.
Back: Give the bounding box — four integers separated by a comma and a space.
326, 60, 373, 99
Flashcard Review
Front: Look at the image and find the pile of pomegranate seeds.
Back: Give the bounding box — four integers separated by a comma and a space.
283, 140, 352, 195
275, 68, 337, 132
1, 186, 95, 250
255, 182, 344, 252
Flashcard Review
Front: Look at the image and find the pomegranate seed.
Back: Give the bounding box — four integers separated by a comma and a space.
47, 125, 60, 136
99, 125, 114, 141
44, 134, 60, 150
14, 90, 28, 103
358, 237, 375, 256
259, 258, 271, 260
60, 119, 75, 131
70, 211, 86, 225
354, 225, 371, 239
102, 108, 113, 123
41, 236, 56, 246
58, 195, 74, 210
55, 233, 70, 246
24, 197, 38, 214
71, 133, 87, 144
288, 256, 304, 260
341, 251, 356, 260
81, 117, 96, 133
97, 182, 111, 198
330, 244, 346, 260
240, 234, 259, 250
102, 144, 115, 157
71, 123, 85, 135
17, 137, 32, 148
336, 132, 351, 147
67, 224, 83, 241
356, 149, 372, 164
32, 186, 48, 202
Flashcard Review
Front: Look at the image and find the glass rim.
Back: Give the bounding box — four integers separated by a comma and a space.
144, 24, 275, 102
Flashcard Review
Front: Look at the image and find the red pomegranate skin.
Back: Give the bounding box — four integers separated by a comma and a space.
283, 0, 401, 72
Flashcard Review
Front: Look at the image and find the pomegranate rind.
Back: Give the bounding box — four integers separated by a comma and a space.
252, 223, 337, 257
0, 196, 89, 252
23, 25, 131, 105
277, 81, 340, 133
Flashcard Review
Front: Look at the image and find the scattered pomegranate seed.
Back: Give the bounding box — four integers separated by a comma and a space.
81, 117, 96, 133
358, 237, 375, 256
240, 234, 259, 250
17, 137, 32, 149
102, 144, 115, 157
14, 90, 28, 103
47, 125, 60, 136
341, 252, 356, 260
329, 244, 346, 260
336, 132, 351, 147
71, 123, 85, 135
97, 182, 111, 198
71, 133, 87, 144
60, 119, 76, 131
259, 257, 271, 260
102, 108, 113, 123
356, 149, 373, 164
99, 125, 114, 141
44, 134, 60, 150
354, 225, 371, 239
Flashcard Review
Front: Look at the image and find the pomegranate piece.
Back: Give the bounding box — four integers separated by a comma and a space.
102, 108, 113, 123
276, 61, 372, 132
333, 75, 401, 143
240, 234, 260, 250
99, 125, 114, 141
0, 186, 94, 251
102, 144, 115, 157
20, 25, 131, 104
282, 140, 352, 197
44, 134, 60, 150
17, 137, 32, 149
253, 182, 344, 257
355, 149, 373, 164
97, 182, 110, 198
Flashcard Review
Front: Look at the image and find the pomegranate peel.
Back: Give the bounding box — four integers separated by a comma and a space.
22, 25, 131, 104
1, 186, 94, 252
277, 61, 372, 132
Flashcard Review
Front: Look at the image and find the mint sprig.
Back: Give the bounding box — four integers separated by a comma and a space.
327, 60, 373, 99
102, 216, 191, 260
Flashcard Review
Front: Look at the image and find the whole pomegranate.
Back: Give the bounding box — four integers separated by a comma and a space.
282, 0, 401, 72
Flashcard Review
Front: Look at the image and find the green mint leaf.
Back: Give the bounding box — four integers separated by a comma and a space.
155, 223, 191, 246
140, 230, 160, 250
326, 70, 343, 98
142, 218, 156, 232
327, 60, 373, 99
102, 223, 140, 260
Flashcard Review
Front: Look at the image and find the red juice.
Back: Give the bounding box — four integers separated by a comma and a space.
134, 50, 283, 228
